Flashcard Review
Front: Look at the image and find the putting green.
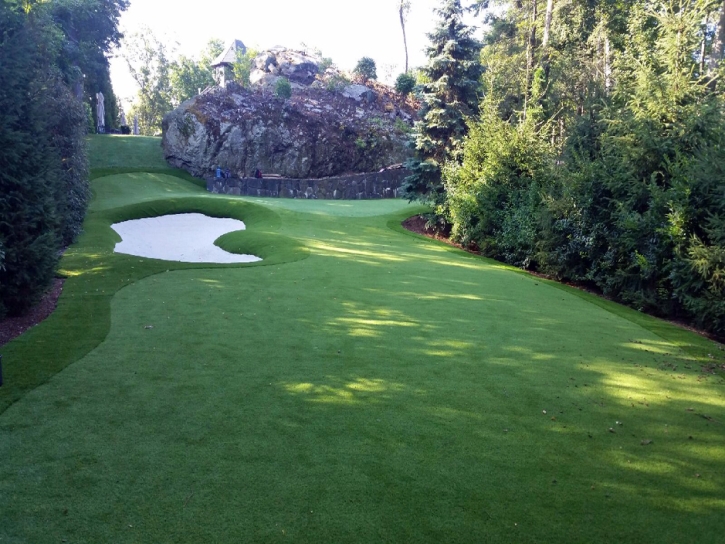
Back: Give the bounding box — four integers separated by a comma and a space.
0, 136, 722, 543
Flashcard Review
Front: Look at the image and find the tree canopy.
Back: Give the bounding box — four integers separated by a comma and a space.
429, 0, 725, 337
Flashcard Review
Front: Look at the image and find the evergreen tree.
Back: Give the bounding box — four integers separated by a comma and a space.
443, 0, 725, 336
0, 0, 127, 318
0, 5, 65, 318
402, 0, 482, 206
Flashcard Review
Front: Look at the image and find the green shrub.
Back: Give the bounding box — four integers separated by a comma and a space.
395, 72, 415, 95
394, 118, 411, 135
353, 57, 377, 82
275, 77, 292, 99
325, 72, 350, 92
319, 57, 333, 72
85, 102, 95, 133
0, 2, 91, 317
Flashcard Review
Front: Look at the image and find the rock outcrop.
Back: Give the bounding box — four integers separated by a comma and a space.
162, 48, 417, 180
250, 47, 320, 87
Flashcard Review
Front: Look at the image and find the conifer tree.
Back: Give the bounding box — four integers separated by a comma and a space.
402, 0, 482, 205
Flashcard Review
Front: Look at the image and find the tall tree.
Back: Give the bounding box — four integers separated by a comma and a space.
440, 0, 725, 336
542, 0, 554, 48
399, 0, 411, 72
125, 28, 173, 135
232, 46, 260, 88
169, 39, 224, 105
402, 0, 482, 205
711, 0, 725, 70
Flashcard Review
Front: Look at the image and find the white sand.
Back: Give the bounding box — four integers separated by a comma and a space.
111, 213, 262, 263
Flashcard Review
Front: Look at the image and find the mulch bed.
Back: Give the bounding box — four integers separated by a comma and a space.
0, 278, 65, 347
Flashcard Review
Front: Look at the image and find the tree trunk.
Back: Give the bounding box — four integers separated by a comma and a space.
524, 0, 538, 119
542, 0, 554, 48
701, 19, 707, 76
710, 1, 725, 71
399, 1, 410, 73
605, 36, 611, 92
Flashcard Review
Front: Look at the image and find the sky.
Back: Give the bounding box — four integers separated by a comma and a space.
109, 0, 482, 108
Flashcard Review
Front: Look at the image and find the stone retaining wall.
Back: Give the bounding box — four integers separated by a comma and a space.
206, 169, 408, 200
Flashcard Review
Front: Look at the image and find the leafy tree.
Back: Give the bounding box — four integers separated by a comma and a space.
232, 47, 260, 88
569, 1, 725, 321
402, 0, 482, 205
49, 0, 129, 129
170, 39, 224, 104
398, 0, 411, 72
125, 28, 173, 135
395, 72, 416, 94
354, 57, 378, 82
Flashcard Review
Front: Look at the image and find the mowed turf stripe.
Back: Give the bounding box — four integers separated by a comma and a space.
0, 135, 722, 543
1, 231, 723, 543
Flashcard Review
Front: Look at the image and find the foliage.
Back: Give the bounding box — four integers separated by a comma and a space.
232, 47, 259, 88
0, 0, 119, 318
394, 72, 416, 94
325, 72, 351, 92
169, 39, 224, 104
275, 77, 292, 99
124, 27, 173, 135
2, 134, 724, 544
354, 57, 378, 82
402, 0, 483, 205
442, 0, 725, 336
318, 57, 333, 72
444, 93, 555, 267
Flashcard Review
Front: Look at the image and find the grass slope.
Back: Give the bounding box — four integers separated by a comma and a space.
0, 135, 723, 543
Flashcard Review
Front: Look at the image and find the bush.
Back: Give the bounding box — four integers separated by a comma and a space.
275, 77, 292, 99
395, 72, 415, 95
325, 72, 351, 92
354, 57, 377, 82
85, 102, 95, 133
319, 57, 333, 72
0, 2, 90, 318
444, 95, 554, 266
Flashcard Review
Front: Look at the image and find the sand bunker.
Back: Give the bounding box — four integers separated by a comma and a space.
111, 213, 262, 263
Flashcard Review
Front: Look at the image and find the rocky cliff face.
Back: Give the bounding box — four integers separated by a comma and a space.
162, 49, 416, 179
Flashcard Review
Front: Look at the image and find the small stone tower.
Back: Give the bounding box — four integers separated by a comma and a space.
211, 39, 247, 87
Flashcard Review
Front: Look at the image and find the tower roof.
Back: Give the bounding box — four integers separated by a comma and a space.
211, 40, 247, 67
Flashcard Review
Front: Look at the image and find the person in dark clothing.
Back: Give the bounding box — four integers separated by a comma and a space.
255, 169, 262, 179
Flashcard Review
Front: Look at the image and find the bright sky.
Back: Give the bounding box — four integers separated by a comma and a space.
109, 0, 481, 108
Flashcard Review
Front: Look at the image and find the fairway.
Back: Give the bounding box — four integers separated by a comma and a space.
0, 136, 723, 543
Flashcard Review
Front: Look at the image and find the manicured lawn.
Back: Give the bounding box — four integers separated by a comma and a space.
0, 136, 723, 543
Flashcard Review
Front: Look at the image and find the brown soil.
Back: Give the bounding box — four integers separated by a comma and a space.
401, 215, 725, 348
0, 278, 65, 347
402, 215, 456, 245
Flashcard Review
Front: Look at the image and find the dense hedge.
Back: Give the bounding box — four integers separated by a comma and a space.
0, 1, 124, 319
438, 2, 725, 337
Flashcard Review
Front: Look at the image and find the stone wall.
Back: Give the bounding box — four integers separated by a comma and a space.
206, 169, 408, 200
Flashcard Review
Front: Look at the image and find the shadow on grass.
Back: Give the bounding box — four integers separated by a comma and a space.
271, 287, 724, 541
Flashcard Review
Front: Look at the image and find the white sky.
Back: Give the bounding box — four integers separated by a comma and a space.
109, 0, 481, 108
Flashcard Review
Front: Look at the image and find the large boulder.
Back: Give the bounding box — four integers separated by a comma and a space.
250, 47, 320, 87
162, 84, 415, 179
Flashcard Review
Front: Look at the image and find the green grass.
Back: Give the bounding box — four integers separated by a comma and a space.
90, 135, 170, 170
0, 135, 723, 543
